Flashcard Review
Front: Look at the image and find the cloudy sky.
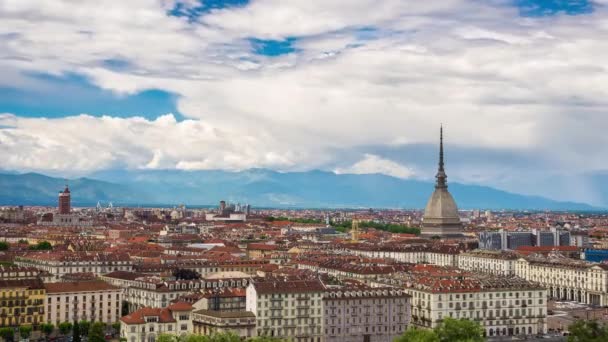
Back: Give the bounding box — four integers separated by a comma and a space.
1, 0, 608, 205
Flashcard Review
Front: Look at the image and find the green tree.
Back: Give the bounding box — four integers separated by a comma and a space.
112, 322, 121, 335
567, 319, 608, 342
19, 325, 32, 340
248, 337, 287, 342
58, 322, 73, 335
0, 241, 8, 250
78, 320, 90, 337
30, 240, 52, 250
88, 322, 106, 342
41, 323, 55, 338
73, 321, 82, 342
156, 334, 178, 342
434, 318, 484, 342
0, 327, 14, 341
395, 327, 440, 342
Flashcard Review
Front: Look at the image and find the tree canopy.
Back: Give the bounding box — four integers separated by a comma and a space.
58, 322, 73, 335
29, 240, 52, 250
395, 318, 484, 342
156, 333, 287, 342
88, 322, 106, 342
568, 319, 608, 342
395, 327, 440, 342
173, 268, 201, 280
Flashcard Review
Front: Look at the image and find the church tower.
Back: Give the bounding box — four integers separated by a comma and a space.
421, 126, 464, 239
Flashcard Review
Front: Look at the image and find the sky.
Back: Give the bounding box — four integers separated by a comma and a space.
1, 0, 608, 205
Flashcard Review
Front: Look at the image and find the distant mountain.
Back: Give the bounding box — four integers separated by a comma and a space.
90, 169, 596, 210
0, 172, 146, 206
0, 169, 597, 210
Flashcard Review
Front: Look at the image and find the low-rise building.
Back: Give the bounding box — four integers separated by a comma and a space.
192, 310, 256, 338
120, 302, 193, 342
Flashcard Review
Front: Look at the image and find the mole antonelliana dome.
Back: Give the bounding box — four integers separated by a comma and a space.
421, 126, 463, 239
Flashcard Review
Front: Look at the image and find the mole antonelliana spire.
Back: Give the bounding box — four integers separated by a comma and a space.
421, 125, 464, 239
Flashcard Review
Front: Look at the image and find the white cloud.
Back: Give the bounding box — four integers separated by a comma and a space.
335, 154, 415, 179
2, 1, 608, 203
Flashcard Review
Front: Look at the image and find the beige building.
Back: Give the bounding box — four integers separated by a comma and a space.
515, 254, 608, 306
120, 302, 193, 342
340, 244, 460, 267
457, 250, 518, 276
15, 252, 132, 280
323, 287, 411, 342
246, 279, 325, 341
44, 281, 122, 325
192, 310, 256, 338
374, 267, 547, 338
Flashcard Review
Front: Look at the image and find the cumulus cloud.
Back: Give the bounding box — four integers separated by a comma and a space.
335, 154, 415, 179
2, 0, 608, 203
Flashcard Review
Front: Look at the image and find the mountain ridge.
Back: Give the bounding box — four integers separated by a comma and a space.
0, 169, 599, 210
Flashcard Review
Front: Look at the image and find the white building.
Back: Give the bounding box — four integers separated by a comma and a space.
15, 252, 132, 280
374, 267, 548, 338
44, 281, 122, 325
246, 279, 325, 341
515, 254, 608, 306
339, 243, 461, 267
120, 302, 193, 342
457, 250, 518, 276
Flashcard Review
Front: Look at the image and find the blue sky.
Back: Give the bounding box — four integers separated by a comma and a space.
1, 0, 608, 206
0, 0, 595, 120
1, 0, 596, 121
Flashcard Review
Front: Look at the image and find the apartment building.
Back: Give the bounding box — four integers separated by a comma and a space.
323, 287, 411, 342
0, 278, 46, 327
246, 279, 325, 341
102, 271, 251, 312
120, 302, 193, 342
192, 310, 256, 338
457, 250, 519, 276
44, 281, 122, 325
374, 266, 547, 338
339, 243, 461, 267
15, 251, 132, 280
515, 254, 608, 306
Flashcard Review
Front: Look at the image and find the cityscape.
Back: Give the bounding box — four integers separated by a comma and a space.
3, 1, 608, 342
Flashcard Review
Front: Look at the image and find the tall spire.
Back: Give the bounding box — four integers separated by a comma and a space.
435, 125, 447, 189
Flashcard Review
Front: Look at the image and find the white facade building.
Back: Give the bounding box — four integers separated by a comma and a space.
44, 281, 122, 325
246, 279, 325, 341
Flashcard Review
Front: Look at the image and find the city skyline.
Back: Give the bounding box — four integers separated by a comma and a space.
2, 0, 608, 207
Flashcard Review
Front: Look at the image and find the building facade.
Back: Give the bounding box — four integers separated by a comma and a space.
15, 252, 132, 280
120, 303, 193, 342
323, 287, 411, 342
0, 278, 46, 327
515, 255, 608, 306
44, 281, 122, 325
246, 279, 325, 341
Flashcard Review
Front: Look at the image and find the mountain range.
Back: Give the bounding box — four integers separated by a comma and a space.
0, 169, 599, 210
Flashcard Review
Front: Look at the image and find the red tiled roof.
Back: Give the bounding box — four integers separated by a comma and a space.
120, 307, 175, 324
44, 281, 119, 294
166, 301, 193, 311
